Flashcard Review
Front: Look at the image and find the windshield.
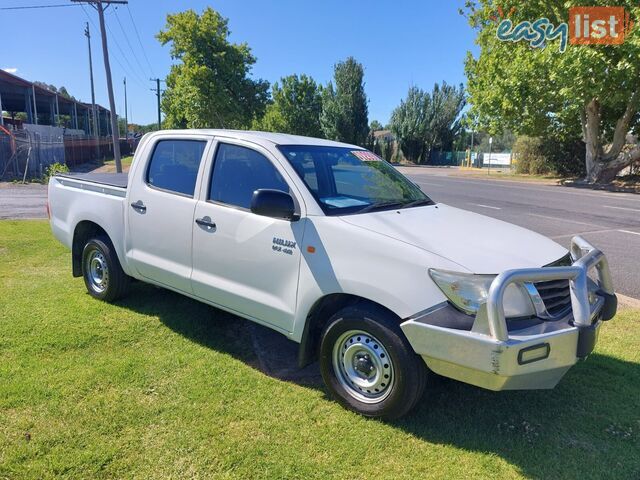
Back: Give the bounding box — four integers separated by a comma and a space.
278, 145, 433, 215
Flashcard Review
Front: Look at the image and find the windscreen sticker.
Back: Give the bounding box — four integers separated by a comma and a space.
351, 150, 382, 162
320, 196, 369, 208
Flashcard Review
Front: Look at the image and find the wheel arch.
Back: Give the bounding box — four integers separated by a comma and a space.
297, 293, 402, 368
72, 220, 112, 277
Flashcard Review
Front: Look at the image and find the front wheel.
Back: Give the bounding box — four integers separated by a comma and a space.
82, 236, 130, 302
319, 304, 429, 420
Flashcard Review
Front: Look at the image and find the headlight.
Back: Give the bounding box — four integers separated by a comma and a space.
429, 269, 535, 317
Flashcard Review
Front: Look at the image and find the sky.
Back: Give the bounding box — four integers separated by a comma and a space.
1, 0, 478, 127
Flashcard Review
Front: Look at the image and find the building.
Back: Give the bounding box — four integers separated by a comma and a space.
0, 69, 115, 179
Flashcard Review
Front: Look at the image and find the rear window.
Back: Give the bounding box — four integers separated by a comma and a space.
146, 140, 206, 196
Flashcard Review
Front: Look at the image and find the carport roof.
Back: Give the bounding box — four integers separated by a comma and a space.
0, 68, 109, 113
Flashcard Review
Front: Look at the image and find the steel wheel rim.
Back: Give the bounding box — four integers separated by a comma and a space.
86, 248, 109, 294
332, 330, 395, 404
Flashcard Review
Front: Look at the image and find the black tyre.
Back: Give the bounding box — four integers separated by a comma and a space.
81, 236, 130, 302
319, 303, 429, 420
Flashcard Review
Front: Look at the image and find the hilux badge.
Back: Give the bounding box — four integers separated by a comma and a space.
272, 237, 296, 255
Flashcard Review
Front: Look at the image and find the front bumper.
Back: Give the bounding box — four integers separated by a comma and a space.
400, 236, 617, 391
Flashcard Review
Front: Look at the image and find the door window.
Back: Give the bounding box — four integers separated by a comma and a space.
146, 140, 206, 196
209, 143, 290, 209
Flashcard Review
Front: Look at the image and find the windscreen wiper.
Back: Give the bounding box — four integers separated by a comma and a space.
357, 201, 405, 213
401, 198, 436, 209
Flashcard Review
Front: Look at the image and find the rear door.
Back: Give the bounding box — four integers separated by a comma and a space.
191, 140, 306, 332
127, 136, 211, 292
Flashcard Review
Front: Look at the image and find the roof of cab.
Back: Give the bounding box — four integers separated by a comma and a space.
150, 129, 362, 149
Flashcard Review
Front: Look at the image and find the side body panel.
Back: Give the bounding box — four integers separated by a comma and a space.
191, 138, 308, 333
48, 178, 132, 275
125, 134, 214, 292
288, 215, 465, 342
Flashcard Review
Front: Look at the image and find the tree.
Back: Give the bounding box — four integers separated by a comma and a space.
320, 57, 369, 146
426, 82, 466, 153
464, 1, 640, 183
32, 82, 76, 101
389, 82, 466, 163
128, 123, 160, 134
370, 120, 383, 131
389, 86, 429, 162
253, 74, 323, 137
476, 130, 515, 154
157, 7, 269, 129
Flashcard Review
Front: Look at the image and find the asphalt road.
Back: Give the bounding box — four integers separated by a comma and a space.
0, 183, 48, 220
399, 167, 640, 299
2, 172, 639, 299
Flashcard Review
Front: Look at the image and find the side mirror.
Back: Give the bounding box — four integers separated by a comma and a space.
251, 189, 298, 221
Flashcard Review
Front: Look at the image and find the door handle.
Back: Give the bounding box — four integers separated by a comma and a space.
130, 200, 146, 213
195, 216, 216, 229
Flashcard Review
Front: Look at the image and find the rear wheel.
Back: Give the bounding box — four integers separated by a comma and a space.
82, 236, 129, 302
319, 304, 429, 419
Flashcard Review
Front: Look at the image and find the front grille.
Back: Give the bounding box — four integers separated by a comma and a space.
535, 253, 573, 317
534, 279, 572, 317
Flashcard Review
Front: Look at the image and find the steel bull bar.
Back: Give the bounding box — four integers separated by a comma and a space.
401, 236, 617, 391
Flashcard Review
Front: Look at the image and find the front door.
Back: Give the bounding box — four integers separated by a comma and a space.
191, 141, 305, 332
127, 137, 210, 292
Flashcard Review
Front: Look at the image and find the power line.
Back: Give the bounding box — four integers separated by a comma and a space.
72, 0, 126, 172
0, 3, 78, 10
126, 4, 155, 77
113, 7, 148, 81
79, 2, 145, 90
105, 24, 147, 89
104, 20, 146, 84
99, 9, 148, 88
78, 3, 137, 89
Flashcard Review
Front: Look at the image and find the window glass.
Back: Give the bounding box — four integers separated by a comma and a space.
146, 140, 206, 196
279, 145, 430, 215
209, 143, 290, 209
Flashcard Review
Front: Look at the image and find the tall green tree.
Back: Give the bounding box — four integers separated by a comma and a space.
157, 8, 269, 129
320, 57, 369, 146
390, 82, 465, 163
464, 1, 640, 182
369, 120, 383, 131
253, 74, 323, 137
389, 86, 429, 162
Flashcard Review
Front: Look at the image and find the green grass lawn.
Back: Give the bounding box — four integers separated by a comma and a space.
101, 156, 134, 173
1, 220, 639, 479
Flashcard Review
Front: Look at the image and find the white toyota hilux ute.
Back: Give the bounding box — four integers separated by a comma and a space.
48, 130, 618, 419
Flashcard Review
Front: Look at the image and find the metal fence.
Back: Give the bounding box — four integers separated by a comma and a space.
428, 151, 468, 166
0, 128, 114, 180
0, 129, 64, 180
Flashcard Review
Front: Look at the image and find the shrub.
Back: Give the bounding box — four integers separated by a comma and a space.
42, 162, 69, 184
512, 135, 587, 177
512, 136, 548, 174
543, 137, 586, 178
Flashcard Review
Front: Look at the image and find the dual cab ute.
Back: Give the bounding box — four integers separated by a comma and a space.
48, 130, 617, 419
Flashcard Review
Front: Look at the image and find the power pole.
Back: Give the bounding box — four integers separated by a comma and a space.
72, 0, 126, 173
84, 22, 99, 143
151, 78, 163, 130
123, 77, 128, 138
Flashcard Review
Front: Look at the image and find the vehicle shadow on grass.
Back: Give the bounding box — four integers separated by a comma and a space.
116, 283, 640, 479
116, 282, 323, 384
394, 355, 640, 478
